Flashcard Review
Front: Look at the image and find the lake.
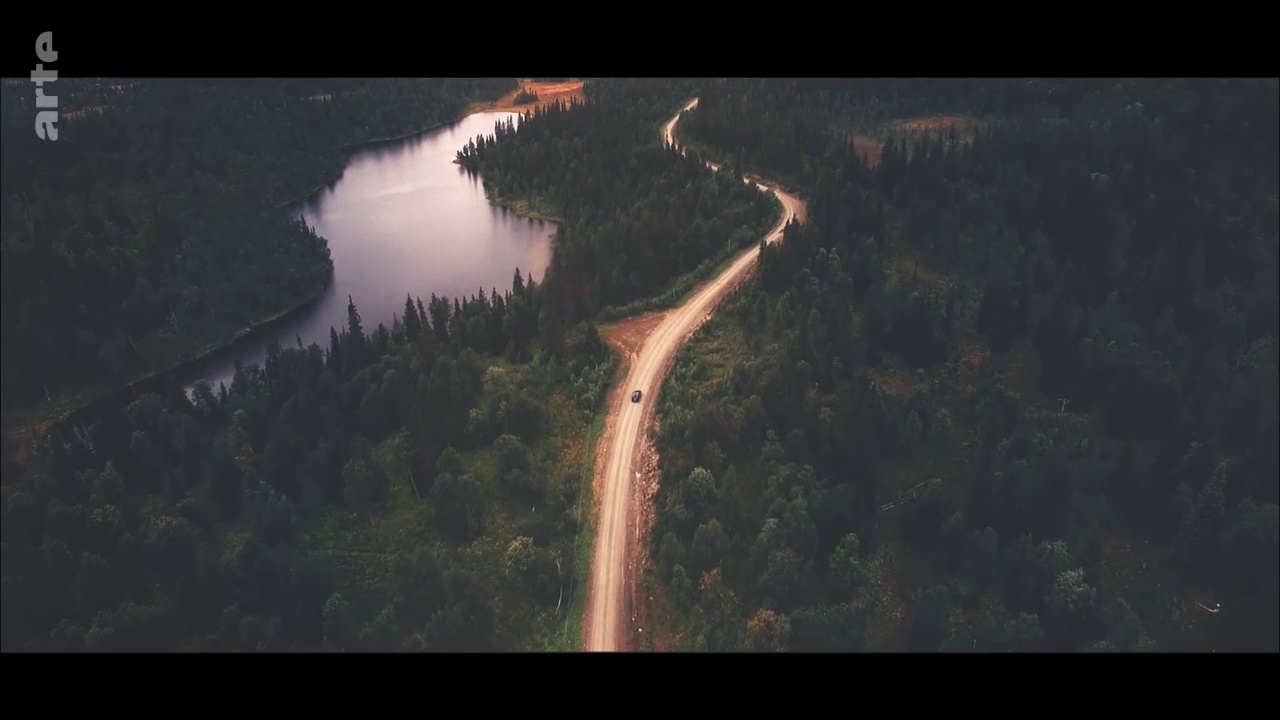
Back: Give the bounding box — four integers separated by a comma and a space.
183, 111, 554, 391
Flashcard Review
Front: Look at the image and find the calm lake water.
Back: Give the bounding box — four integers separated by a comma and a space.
184, 111, 554, 391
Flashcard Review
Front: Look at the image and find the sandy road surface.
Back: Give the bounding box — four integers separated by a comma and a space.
583, 98, 805, 651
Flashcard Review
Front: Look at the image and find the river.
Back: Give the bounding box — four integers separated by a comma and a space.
181, 111, 554, 392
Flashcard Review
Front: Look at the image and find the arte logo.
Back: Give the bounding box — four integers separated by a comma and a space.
33, 31, 58, 141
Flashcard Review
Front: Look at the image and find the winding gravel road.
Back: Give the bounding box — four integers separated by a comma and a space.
583, 98, 805, 652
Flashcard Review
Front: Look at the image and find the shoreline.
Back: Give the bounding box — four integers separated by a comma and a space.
275, 108, 533, 211
6, 99, 555, 448
471, 178, 563, 223
167, 281, 331, 387
15, 280, 331, 440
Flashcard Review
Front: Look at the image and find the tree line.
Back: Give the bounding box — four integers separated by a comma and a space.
2, 267, 617, 651
650, 78, 1278, 651
457, 79, 777, 343
1, 78, 518, 416
1, 76, 781, 653
5, 76, 1273, 652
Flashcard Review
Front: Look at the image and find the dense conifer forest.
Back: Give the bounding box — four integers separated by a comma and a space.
650, 78, 1278, 651
1, 273, 623, 650
0, 78, 517, 415
457, 79, 778, 336
2, 78, 1275, 652
0, 77, 776, 652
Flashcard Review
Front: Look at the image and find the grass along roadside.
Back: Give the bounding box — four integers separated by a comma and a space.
296, 354, 611, 651
672, 130, 806, 199
595, 189, 784, 324
596, 237, 756, 324
549, 409, 606, 651
641, 283, 927, 649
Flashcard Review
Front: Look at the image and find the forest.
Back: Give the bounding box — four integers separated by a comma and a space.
456, 78, 778, 340
646, 78, 1278, 651
3, 77, 1275, 652
0, 78, 517, 416
0, 77, 784, 652
1, 270, 622, 650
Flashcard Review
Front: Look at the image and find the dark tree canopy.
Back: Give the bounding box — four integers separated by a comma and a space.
0, 78, 517, 415
651, 77, 1278, 652
457, 79, 777, 335
2, 268, 617, 651
4, 77, 1276, 653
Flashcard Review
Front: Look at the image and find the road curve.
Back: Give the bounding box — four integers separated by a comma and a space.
583, 97, 804, 651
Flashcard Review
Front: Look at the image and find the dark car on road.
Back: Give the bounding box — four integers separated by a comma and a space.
632, 390, 642, 403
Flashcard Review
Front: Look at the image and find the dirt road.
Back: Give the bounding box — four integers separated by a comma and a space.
582, 98, 805, 651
